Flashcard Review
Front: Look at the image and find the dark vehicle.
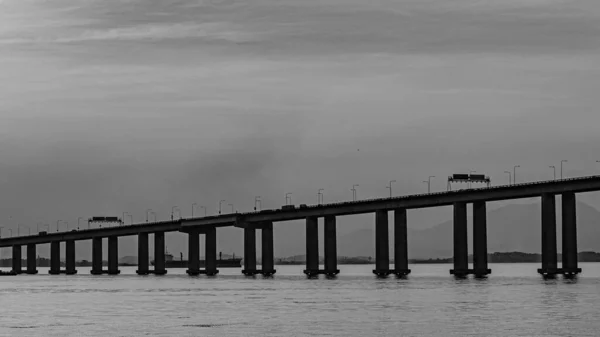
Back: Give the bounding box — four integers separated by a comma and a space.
282, 205, 295, 210
452, 174, 469, 180
39, 231, 48, 236
469, 174, 486, 181
299, 204, 308, 209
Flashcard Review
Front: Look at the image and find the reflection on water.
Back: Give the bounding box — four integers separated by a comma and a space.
1, 263, 599, 336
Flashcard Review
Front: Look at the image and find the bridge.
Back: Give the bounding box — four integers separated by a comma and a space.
2, 175, 599, 277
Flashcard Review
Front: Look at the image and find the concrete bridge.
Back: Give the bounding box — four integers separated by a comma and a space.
2, 176, 599, 277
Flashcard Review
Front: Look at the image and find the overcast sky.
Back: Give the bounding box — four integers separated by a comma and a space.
1, 0, 600, 244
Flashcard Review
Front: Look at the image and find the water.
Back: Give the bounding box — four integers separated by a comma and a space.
1, 263, 600, 336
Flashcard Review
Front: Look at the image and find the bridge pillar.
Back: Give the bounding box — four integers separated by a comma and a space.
108, 236, 120, 275
393, 208, 411, 276
538, 193, 558, 276
562, 192, 581, 276
12, 245, 22, 274
204, 227, 219, 276
242, 227, 257, 276
373, 210, 391, 277
49, 241, 61, 275
26, 243, 38, 274
186, 230, 201, 276
324, 215, 339, 276
450, 202, 471, 276
303, 217, 320, 277
136, 233, 149, 275
91, 237, 103, 275
473, 201, 491, 277
153, 232, 167, 275
66, 240, 77, 275
261, 222, 276, 276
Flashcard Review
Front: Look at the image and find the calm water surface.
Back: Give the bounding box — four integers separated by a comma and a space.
1, 263, 600, 336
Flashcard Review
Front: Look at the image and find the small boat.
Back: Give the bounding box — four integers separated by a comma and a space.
151, 251, 241, 268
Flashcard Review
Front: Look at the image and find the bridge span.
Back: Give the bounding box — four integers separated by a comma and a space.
1, 176, 599, 277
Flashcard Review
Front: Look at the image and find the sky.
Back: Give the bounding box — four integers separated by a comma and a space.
1, 0, 600, 257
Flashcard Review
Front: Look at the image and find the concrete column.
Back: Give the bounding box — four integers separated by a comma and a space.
242, 227, 257, 275
12, 245, 22, 274
205, 227, 218, 275
451, 202, 469, 276
26, 244, 38, 274
473, 201, 491, 276
186, 230, 200, 275
66, 240, 77, 275
539, 193, 558, 276
304, 217, 319, 276
136, 233, 149, 275
108, 236, 120, 275
49, 241, 60, 275
324, 215, 339, 276
373, 210, 390, 276
562, 192, 581, 275
261, 222, 275, 275
394, 208, 410, 276
154, 232, 167, 275
91, 237, 103, 275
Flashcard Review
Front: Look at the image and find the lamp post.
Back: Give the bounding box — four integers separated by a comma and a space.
200, 206, 207, 217
285, 193, 292, 205
151, 212, 157, 222
171, 206, 181, 220
352, 184, 359, 201
254, 197, 261, 211
64, 222, 69, 231
504, 171, 512, 185
387, 180, 396, 198
513, 165, 520, 184
549, 166, 556, 180
318, 189, 324, 205
8, 229, 12, 238
45, 224, 50, 232
561, 160, 568, 179
427, 176, 435, 193
0, 226, 3, 238
219, 200, 226, 215
36, 224, 42, 234
192, 203, 198, 217
78, 217, 84, 230
128, 214, 133, 225
228, 203, 234, 213
56, 220, 62, 232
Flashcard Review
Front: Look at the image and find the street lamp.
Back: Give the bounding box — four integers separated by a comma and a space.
228, 203, 234, 213
561, 160, 568, 179
151, 212, 157, 222
219, 200, 226, 215
504, 171, 512, 185
285, 193, 292, 205
428, 176, 435, 193
0, 226, 3, 238
78, 217, 84, 230
351, 184, 359, 201
45, 224, 50, 232
171, 206, 181, 220
56, 220, 62, 232
513, 165, 520, 184
192, 203, 198, 217
146, 209, 153, 223
254, 197, 261, 211
318, 189, 324, 205
387, 180, 396, 198
200, 206, 207, 217
549, 166, 556, 180
8, 229, 12, 238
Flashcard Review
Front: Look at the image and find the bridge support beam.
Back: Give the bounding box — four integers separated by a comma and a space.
66, 240, 77, 275
91, 237, 103, 275
303, 217, 320, 277
49, 241, 61, 274
393, 208, 411, 276
324, 215, 339, 276
450, 202, 471, 276
26, 244, 38, 274
373, 210, 391, 277
108, 236, 120, 275
261, 222, 276, 276
204, 227, 219, 276
136, 233, 149, 275
473, 201, 491, 277
153, 232, 167, 275
562, 192, 581, 276
186, 230, 201, 276
242, 227, 257, 276
538, 193, 559, 276
12, 245, 22, 274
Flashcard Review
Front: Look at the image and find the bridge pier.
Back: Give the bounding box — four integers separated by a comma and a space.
91, 237, 103, 275
242, 227, 257, 275
204, 227, 219, 276
153, 232, 167, 275
373, 210, 391, 277
473, 201, 491, 277
393, 208, 411, 276
242, 222, 275, 276
538, 193, 559, 277
12, 245, 22, 274
324, 215, 339, 276
261, 222, 276, 276
303, 217, 320, 277
108, 236, 120, 275
26, 243, 38, 274
186, 229, 201, 276
136, 233, 150, 275
49, 241, 61, 274
562, 192, 581, 276
450, 202, 472, 277
66, 240, 77, 275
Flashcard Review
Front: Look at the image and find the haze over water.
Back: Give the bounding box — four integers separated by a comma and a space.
1, 264, 599, 336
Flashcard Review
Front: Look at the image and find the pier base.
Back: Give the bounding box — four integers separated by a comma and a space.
450, 268, 492, 277
91, 269, 121, 275
0, 270, 17, 276
303, 269, 340, 277
49, 270, 78, 275
242, 269, 277, 276
372, 269, 412, 277
537, 268, 582, 277
186, 269, 219, 276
